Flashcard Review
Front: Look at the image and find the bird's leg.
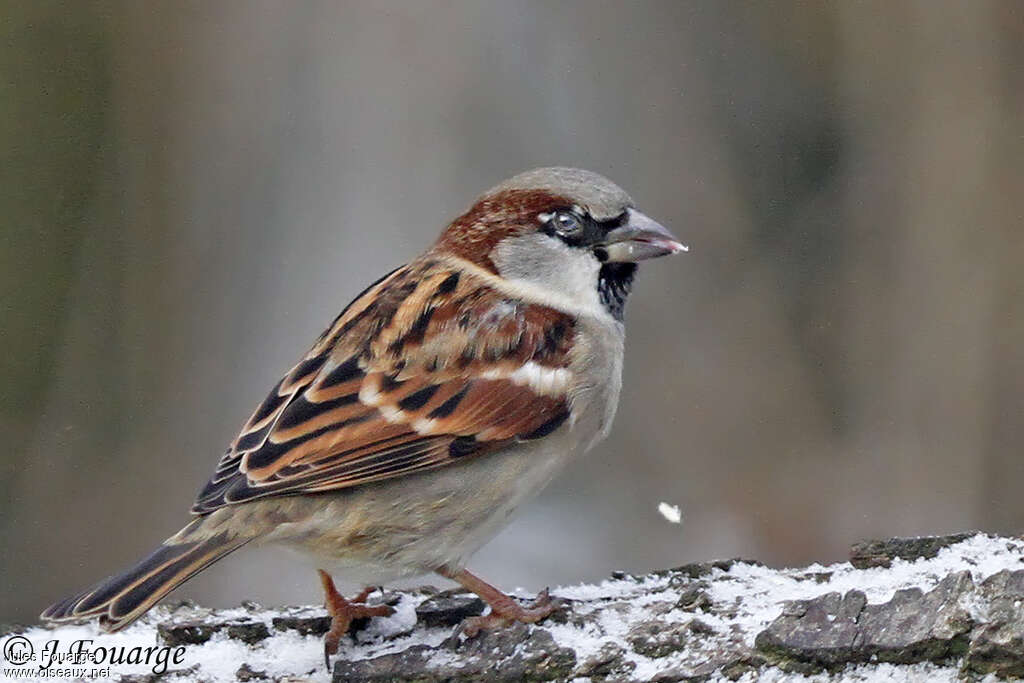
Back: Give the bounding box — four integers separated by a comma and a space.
318, 569, 394, 668
436, 566, 559, 638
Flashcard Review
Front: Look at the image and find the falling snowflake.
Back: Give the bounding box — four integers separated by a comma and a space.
657, 501, 682, 524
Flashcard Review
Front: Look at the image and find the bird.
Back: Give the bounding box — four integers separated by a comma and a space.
41, 167, 686, 664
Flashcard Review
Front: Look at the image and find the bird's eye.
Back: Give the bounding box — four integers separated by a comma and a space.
552, 211, 582, 235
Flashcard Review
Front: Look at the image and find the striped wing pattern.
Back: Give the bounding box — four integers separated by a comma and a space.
192, 257, 577, 514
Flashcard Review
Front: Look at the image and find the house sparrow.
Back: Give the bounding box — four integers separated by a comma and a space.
42, 167, 685, 663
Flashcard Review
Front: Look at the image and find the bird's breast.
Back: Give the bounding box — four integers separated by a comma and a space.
566, 316, 626, 451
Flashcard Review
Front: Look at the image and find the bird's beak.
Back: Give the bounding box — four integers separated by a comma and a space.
599, 208, 688, 262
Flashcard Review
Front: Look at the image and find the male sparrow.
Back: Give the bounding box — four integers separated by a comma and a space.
42, 167, 685, 663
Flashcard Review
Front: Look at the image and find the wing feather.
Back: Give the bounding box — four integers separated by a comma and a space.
192, 258, 578, 514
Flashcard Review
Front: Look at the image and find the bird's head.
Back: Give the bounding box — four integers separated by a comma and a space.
434, 167, 686, 319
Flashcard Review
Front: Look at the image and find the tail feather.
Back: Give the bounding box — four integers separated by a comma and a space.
41, 532, 250, 632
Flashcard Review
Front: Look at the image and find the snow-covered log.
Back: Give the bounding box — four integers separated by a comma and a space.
3, 533, 1023, 681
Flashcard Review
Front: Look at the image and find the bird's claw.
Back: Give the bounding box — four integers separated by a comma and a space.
458, 587, 559, 638
319, 570, 394, 669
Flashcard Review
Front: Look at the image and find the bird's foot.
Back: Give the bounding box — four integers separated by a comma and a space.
460, 587, 558, 637
436, 566, 561, 639
318, 569, 394, 668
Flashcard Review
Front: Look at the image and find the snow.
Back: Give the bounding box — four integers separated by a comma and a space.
541, 533, 1023, 682
1, 596, 446, 682
708, 533, 1024, 645
658, 501, 683, 524
723, 662, 1003, 683
5, 533, 1021, 682
1, 610, 319, 681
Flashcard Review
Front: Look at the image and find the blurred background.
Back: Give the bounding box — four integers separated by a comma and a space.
3, 1, 1023, 624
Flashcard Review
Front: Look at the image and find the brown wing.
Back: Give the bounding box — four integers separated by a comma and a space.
192, 257, 577, 514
